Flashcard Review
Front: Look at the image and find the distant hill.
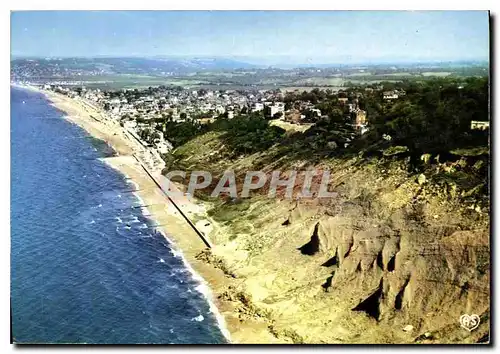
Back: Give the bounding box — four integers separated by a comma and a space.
10, 57, 258, 79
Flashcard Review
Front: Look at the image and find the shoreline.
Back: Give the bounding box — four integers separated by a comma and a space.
13, 84, 280, 344
12, 84, 490, 344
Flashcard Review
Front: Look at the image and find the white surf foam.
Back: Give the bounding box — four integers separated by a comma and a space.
133, 192, 144, 205
140, 206, 151, 216
108, 169, 231, 342
156, 230, 231, 342
170, 248, 182, 258
132, 193, 152, 218
191, 314, 204, 322
128, 180, 139, 190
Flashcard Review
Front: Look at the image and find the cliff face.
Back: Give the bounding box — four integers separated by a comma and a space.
166, 132, 490, 344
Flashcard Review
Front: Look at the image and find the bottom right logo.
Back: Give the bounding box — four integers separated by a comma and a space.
460, 314, 480, 332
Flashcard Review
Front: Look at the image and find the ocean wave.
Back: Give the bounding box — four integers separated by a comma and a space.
157, 230, 231, 342
169, 248, 182, 258
12, 87, 227, 344
130, 216, 140, 223
140, 206, 151, 216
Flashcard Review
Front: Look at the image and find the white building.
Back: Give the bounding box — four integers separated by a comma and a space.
471, 121, 490, 130
156, 142, 171, 154
215, 105, 225, 114
383, 91, 399, 100
123, 120, 137, 129
270, 103, 285, 117
252, 103, 264, 112
309, 108, 322, 117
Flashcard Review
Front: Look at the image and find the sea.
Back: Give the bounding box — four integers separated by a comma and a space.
10, 87, 228, 344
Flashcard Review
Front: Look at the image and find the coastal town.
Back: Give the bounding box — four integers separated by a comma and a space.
18, 78, 488, 185
12, 72, 491, 344
31, 83, 376, 165
9, 8, 492, 347
39, 83, 370, 127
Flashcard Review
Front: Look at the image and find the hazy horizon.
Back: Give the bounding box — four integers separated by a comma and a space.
11, 11, 490, 65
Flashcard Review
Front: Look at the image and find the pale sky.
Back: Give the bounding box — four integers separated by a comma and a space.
11, 11, 490, 64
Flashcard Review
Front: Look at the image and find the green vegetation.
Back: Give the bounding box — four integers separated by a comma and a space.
207, 198, 252, 222
210, 115, 286, 155
14, 57, 488, 91
161, 77, 489, 210
159, 120, 207, 147
155, 113, 286, 155
383, 146, 409, 156
357, 77, 489, 155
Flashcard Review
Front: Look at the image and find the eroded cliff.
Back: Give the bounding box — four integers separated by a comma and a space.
165, 131, 490, 344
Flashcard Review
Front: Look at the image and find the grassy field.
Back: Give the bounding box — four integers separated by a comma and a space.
62, 74, 210, 89
270, 120, 313, 132
293, 77, 345, 86
281, 86, 345, 92
421, 71, 453, 77
45, 65, 485, 91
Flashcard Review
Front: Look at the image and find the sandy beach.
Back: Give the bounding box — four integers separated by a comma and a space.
15, 84, 281, 344
12, 79, 491, 345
